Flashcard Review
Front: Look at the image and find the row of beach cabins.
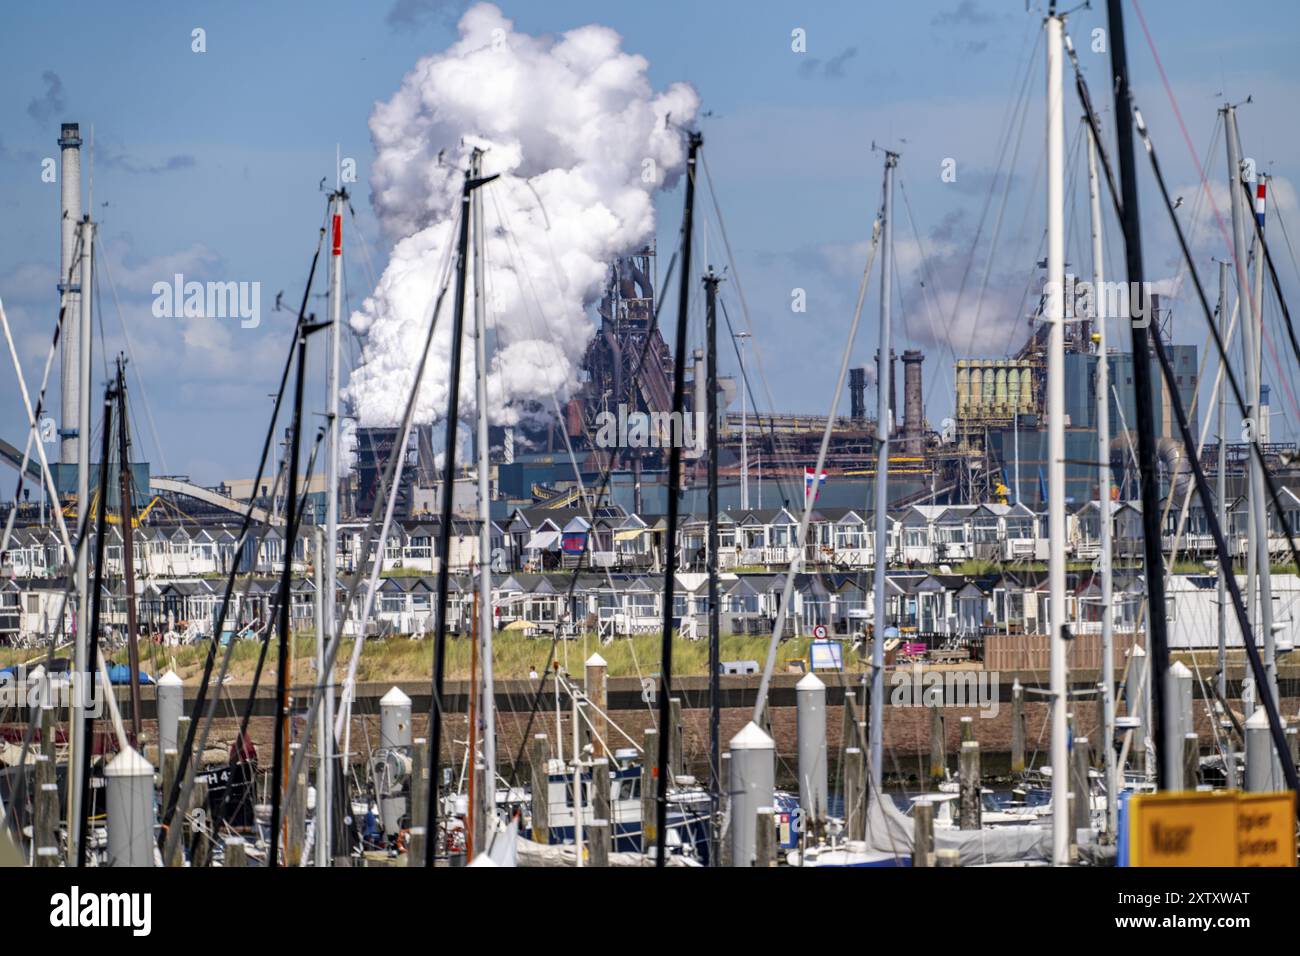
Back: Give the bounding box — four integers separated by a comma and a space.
6, 492, 1300, 583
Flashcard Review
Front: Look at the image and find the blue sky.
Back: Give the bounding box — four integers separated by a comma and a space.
2, 0, 1298, 482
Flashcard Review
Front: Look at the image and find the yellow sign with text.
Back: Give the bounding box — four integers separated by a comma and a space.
1130, 790, 1296, 867
1236, 793, 1297, 867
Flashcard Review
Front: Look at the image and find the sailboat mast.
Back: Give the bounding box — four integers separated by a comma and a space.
1045, 8, 1069, 865
869, 149, 896, 792
321, 186, 345, 866
704, 267, 722, 865
426, 160, 497, 866
269, 317, 311, 867
1227, 111, 1278, 712
69, 215, 94, 845
1215, 260, 1229, 710
76, 386, 113, 866
115, 358, 143, 743
1211, 260, 1232, 785
1106, 0, 1173, 790
1086, 123, 1117, 838
655, 130, 702, 867
471, 147, 496, 848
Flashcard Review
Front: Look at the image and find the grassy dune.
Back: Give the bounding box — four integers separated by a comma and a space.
1, 632, 831, 684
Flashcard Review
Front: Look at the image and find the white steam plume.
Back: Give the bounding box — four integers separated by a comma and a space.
346, 3, 699, 430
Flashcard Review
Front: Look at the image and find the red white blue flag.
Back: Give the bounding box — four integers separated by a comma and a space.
804, 467, 827, 502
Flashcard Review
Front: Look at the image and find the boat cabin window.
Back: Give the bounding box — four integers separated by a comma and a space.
564, 781, 589, 807
611, 777, 640, 801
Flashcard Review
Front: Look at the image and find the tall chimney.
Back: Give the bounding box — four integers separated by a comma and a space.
902, 349, 925, 453
849, 367, 866, 421
59, 123, 82, 465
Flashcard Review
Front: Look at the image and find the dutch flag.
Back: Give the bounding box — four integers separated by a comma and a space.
804, 467, 827, 503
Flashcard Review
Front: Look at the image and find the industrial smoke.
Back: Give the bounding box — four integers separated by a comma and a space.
346, 3, 699, 435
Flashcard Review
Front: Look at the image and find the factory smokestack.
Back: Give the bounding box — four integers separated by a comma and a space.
902, 349, 925, 454
59, 123, 82, 465
849, 367, 866, 421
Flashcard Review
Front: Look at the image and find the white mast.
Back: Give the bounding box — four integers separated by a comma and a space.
471, 148, 497, 846
70, 213, 94, 843
1251, 170, 1275, 698
1087, 121, 1117, 838
1226, 109, 1277, 707
1215, 259, 1235, 787
1046, 10, 1069, 866
736, 331, 750, 510
869, 149, 897, 791
319, 180, 344, 866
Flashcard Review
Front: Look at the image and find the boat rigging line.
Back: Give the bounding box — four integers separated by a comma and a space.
1069, 9, 1300, 802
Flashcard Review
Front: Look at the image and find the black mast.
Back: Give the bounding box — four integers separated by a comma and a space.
704, 267, 721, 865
426, 164, 497, 867
75, 387, 113, 866
268, 314, 326, 865
1106, 0, 1172, 788
656, 131, 701, 866
114, 357, 143, 743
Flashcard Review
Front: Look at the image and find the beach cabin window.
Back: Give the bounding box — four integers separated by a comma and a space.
836, 525, 864, 550
1005, 517, 1034, 538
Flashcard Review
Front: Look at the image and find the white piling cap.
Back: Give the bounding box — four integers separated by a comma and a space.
1169, 660, 1193, 678
1128, 644, 1146, 657
158, 669, 183, 687
585, 652, 607, 668
1245, 708, 1271, 729
104, 746, 154, 778
381, 686, 411, 706
729, 720, 774, 751
468, 853, 500, 867
795, 671, 825, 691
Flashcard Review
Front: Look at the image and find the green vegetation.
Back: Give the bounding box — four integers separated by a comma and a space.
0, 632, 847, 684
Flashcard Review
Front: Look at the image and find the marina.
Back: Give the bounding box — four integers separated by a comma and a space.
0, 1, 1298, 926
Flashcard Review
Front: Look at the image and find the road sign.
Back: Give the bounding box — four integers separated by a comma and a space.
1128, 790, 1296, 867
1236, 792, 1297, 867
812, 624, 827, 639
